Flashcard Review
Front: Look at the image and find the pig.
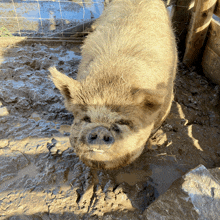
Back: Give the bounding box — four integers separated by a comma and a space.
49, 0, 177, 169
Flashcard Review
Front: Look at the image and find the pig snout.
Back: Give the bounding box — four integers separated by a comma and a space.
86, 126, 114, 146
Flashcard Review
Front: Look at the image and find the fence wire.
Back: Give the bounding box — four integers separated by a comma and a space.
0, 0, 105, 38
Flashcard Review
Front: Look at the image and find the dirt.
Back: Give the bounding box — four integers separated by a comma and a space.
0, 41, 220, 219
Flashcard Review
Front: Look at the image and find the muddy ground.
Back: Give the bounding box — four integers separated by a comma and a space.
0, 41, 220, 219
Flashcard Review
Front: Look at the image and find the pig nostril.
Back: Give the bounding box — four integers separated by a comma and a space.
90, 134, 97, 140
87, 126, 115, 145
111, 124, 120, 133
103, 136, 110, 142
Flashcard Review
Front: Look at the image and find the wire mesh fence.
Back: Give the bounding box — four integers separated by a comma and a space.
0, 0, 105, 38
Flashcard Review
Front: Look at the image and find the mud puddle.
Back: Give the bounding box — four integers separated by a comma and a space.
0, 41, 220, 219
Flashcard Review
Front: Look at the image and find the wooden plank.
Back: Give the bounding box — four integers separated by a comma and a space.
202, 19, 220, 85
0, 37, 83, 48
183, 0, 217, 67
170, 0, 194, 56
0, 37, 28, 47
202, 46, 220, 85
48, 19, 96, 38
214, 0, 220, 17
205, 19, 220, 56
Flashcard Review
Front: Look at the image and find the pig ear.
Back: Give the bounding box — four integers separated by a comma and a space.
131, 89, 163, 112
49, 66, 81, 101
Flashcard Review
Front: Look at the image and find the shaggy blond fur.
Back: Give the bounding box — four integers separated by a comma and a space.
49, 0, 177, 169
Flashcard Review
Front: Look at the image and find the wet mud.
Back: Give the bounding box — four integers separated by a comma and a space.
0, 42, 220, 219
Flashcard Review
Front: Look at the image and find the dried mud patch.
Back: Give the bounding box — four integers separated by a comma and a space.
0, 42, 220, 219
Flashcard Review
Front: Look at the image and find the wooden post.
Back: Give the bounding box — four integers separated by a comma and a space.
171, 0, 194, 58
214, 0, 220, 17
183, 0, 217, 67
202, 19, 220, 85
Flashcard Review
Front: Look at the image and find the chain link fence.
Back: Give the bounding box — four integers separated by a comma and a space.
0, 0, 105, 38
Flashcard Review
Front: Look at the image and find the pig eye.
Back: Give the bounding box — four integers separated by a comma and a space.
83, 116, 91, 123
116, 119, 134, 130
111, 124, 120, 133
116, 119, 131, 126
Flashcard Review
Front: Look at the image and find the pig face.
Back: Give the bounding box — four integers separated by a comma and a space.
49, 67, 164, 169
